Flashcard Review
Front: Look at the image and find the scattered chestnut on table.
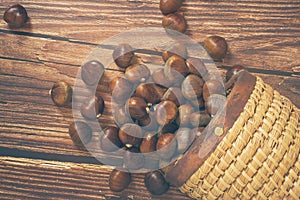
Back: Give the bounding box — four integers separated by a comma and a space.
80, 95, 105, 120
50, 81, 72, 107
68, 121, 92, 146
118, 123, 143, 148
127, 97, 149, 120
109, 169, 132, 192
125, 64, 150, 83
100, 126, 123, 152
162, 13, 187, 33
159, 0, 183, 15
81, 60, 105, 86
113, 44, 135, 69
3, 4, 29, 28
204, 35, 228, 60
155, 100, 178, 126
144, 170, 169, 195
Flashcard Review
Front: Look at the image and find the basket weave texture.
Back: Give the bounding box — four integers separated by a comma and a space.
180, 76, 300, 199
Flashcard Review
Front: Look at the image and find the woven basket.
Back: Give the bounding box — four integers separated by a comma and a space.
167, 72, 300, 199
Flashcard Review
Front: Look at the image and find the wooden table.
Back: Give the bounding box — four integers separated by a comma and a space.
0, 0, 299, 199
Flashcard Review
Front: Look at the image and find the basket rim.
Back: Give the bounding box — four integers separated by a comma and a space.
165, 70, 257, 187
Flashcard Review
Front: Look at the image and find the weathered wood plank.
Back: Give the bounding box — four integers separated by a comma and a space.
0, 156, 190, 199
0, 0, 299, 71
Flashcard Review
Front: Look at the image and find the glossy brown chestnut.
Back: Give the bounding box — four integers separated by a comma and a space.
175, 128, 195, 154
181, 74, 204, 100
118, 123, 143, 147
69, 121, 92, 146
112, 44, 134, 69
80, 96, 105, 120
135, 83, 167, 105
100, 126, 123, 152
140, 132, 158, 153
50, 81, 72, 106
190, 111, 211, 127
156, 133, 177, 160
205, 94, 226, 116
162, 87, 185, 107
176, 104, 194, 127
160, 121, 179, 134
109, 169, 131, 192
162, 43, 187, 62
123, 147, 145, 170
159, 0, 183, 15
203, 79, 224, 102
152, 68, 172, 88
162, 13, 187, 33
125, 64, 150, 83
226, 65, 246, 81
186, 57, 208, 78
190, 96, 205, 109
144, 171, 169, 195
110, 77, 133, 104
138, 113, 159, 132
155, 100, 178, 126
81, 60, 105, 86
113, 106, 132, 126
164, 55, 188, 85
204, 35, 228, 60
127, 97, 148, 120
3, 4, 29, 28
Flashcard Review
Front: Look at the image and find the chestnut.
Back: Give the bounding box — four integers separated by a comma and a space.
159, 0, 183, 15
181, 74, 204, 100
164, 55, 188, 85
162, 43, 187, 62
186, 57, 208, 78
152, 68, 172, 88
126, 97, 148, 120
144, 171, 169, 195
110, 77, 133, 104
190, 111, 212, 127
113, 106, 132, 126
135, 83, 167, 105
154, 100, 178, 126
123, 147, 145, 170
205, 94, 226, 116
138, 113, 159, 132
69, 121, 92, 146
226, 65, 246, 81
3, 4, 29, 28
204, 35, 228, 60
162, 13, 187, 33
80, 96, 105, 120
125, 64, 150, 83
100, 126, 123, 152
109, 169, 131, 192
162, 87, 185, 106
203, 79, 224, 102
175, 128, 195, 154
176, 104, 194, 127
190, 96, 205, 109
112, 44, 134, 69
140, 132, 158, 153
160, 121, 179, 134
118, 123, 143, 148
81, 60, 104, 86
156, 133, 177, 160
50, 81, 72, 107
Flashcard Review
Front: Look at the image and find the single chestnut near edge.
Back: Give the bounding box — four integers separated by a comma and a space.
80, 96, 105, 120
3, 4, 29, 28
109, 169, 131, 192
144, 171, 169, 195
112, 43, 135, 69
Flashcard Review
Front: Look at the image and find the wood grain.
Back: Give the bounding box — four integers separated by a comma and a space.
0, 0, 299, 199
0, 0, 299, 71
0, 156, 190, 200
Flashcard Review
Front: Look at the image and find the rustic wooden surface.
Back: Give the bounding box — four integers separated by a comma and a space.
0, 0, 299, 199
